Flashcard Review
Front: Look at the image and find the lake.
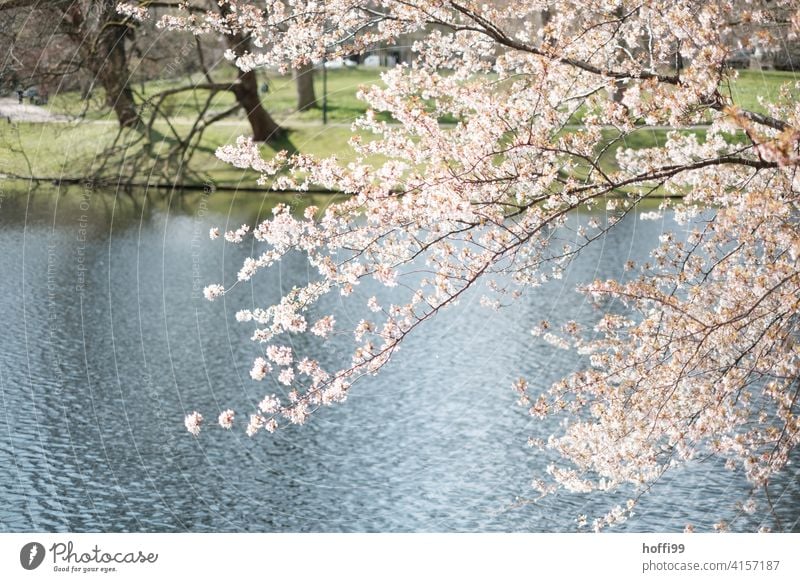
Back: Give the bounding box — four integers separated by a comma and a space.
0, 184, 797, 532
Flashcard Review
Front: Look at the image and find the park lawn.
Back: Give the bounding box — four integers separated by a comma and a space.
149, 66, 391, 125
569, 68, 799, 124
0, 117, 756, 193
0, 118, 378, 189
45, 67, 798, 128
4, 68, 788, 191
550, 127, 752, 196
598, 127, 750, 170
723, 69, 800, 116
45, 67, 391, 125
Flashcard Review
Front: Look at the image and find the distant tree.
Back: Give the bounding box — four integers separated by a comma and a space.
0, 0, 140, 128
294, 61, 317, 112
123, 1, 287, 142
1, 0, 292, 143
216, 1, 285, 141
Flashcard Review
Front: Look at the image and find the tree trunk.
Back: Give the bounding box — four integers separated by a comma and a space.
94, 20, 139, 128
610, 5, 627, 104
220, 5, 285, 143
230, 64, 284, 142
63, 0, 140, 129
294, 62, 317, 112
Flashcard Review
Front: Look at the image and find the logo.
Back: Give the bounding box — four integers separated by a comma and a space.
20, 542, 46, 570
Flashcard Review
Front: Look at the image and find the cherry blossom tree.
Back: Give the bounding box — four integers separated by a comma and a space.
142, 1, 799, 530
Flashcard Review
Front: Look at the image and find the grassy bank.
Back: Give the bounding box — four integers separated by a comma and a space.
2, 68, 796, 190
0, 119, 366, 188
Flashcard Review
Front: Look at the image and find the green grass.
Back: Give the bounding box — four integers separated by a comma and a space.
548, 127, 752, 196
724, 69, 800, 115
43, 66, 799, 126
0, 116, 761, 191
598, 128, 746, 171
0, 116, 384, 189
46, 67, 390, 125
5, 68, 394, 188
3, 68, 795, 190
566, 68, 800, 124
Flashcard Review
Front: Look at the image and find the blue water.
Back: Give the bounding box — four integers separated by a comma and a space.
0, 185, 797, 532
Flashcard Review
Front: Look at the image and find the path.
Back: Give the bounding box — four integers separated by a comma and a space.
0, 98, 72, 123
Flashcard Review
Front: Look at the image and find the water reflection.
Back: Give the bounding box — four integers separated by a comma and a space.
0, 184, 797, 532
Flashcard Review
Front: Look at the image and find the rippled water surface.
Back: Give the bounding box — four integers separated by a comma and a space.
0, 185, 798, 532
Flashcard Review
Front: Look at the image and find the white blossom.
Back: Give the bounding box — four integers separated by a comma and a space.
184, 411, 202, 436
203, 284, 224, 301
218, 409, 235, 430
